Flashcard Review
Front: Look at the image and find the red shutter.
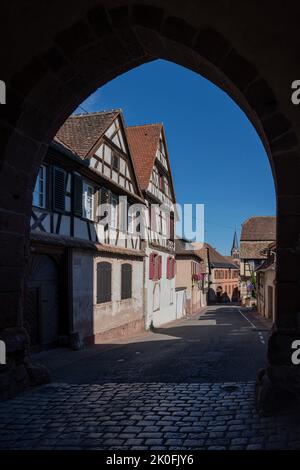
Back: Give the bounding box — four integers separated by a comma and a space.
158, 255, 162, 279
167, 257, 170, 279
149, 253, 155, 279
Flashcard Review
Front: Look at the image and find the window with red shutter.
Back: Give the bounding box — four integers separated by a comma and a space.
167, 256, 171, 279
173, 258, 177, 278
158, 255, 162, 279
167, 257, 175, 279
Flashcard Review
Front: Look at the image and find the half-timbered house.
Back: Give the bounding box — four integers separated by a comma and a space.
27, 110, 146, 349
127, 123, 177, 328
240, 216, 276, 305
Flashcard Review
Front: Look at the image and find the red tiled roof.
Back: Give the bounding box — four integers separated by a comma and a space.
241, 216, 276, 241
193, 242, 238, 269
56, 110, 120, 159
240, 241, 272, 259
126, 124, 163, 190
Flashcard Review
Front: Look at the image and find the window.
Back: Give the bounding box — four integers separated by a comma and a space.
167, 257, 176, 279
112, 153, 119, 171
192, 261, 200, 276
98, 187, 110, 224
159, 210, 163, 234
159, 173, 164, 191
169, 211, 175, 241
110, 193, 118, 228
82, 182, 94, 220
96, 262, 112, 303
33, 165, 47, 208
121, 263, 132, 299
149, 253, 162, 280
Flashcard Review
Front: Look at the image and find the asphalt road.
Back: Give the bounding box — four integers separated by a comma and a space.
39, 306, 270, 384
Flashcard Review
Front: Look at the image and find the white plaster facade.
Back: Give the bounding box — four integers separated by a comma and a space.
144, 247, 176, 328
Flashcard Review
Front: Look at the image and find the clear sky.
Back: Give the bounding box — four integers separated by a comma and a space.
77, 59, 276, 255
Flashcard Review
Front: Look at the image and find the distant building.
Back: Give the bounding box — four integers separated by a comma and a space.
256, 242, 276, 322
175, 239, 206, 315
192, 243, 210, 306
194, 243, 239, 304
240, 216, 276, 305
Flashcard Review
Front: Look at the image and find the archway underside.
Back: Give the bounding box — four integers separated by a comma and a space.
1, 1, 300, 412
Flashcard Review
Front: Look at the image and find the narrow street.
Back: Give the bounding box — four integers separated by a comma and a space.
1, 306, 300, 450
35, 306, 269, 385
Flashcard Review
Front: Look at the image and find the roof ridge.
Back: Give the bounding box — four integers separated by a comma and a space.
71, 109, 121, 118
127, 123, 163, 129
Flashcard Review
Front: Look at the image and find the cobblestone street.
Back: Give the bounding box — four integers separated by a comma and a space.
1, 307, 299, 450
1, 381, 300, 450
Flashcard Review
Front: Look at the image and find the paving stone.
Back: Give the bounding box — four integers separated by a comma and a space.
246, 444, 264, 450
231, 438, 249, 446
208, 446, 226, 450
145, 439, 163, 446
0, 381, 300, 450
183, 439, 205, 447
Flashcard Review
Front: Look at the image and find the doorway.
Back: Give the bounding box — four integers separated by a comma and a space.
24, 254, 59, 349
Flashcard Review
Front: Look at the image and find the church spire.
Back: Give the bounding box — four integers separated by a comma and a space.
231, 229, 239, 258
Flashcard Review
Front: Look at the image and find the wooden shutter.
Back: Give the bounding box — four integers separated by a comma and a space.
158, 255, 162, 279
167, 257, 171, 279
149, 253, 155, 279
96, 262, 112, 303
121, 263, 132, 299
53, 167, 66, 213
73, 174, 83, 216
169, 212, 175, 241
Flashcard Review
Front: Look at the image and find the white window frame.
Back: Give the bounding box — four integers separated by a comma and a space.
33, 165, 47, 209
110, 193, 118, 229
82, 182, 94, 220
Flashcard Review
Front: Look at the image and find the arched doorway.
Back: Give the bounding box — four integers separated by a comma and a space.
1, 1, 300, 410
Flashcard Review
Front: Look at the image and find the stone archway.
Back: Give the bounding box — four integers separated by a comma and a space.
1, 0, 300, 410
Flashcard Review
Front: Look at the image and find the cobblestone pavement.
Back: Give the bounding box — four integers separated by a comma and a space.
1, 381, 300, 450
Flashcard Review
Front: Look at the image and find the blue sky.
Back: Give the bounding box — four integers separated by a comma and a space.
78, 59, 275, 255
